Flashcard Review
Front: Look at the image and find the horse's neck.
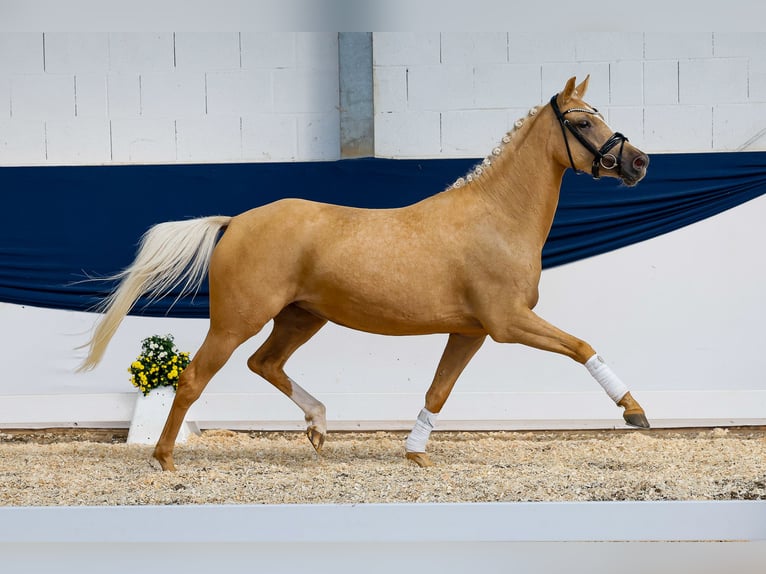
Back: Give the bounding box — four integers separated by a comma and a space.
470, 111, 566, 249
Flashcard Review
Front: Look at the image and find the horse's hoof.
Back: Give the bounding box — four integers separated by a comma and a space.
618, 392, 650, 429
307, 428, 325, 454
623, 412, 651, 429
406, 452, 433, 468
152, 451, 176, 472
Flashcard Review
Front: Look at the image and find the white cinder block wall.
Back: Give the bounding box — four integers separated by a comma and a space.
373, 32, 766, 158
1, 32, 765, 165
0, 32, 340, 165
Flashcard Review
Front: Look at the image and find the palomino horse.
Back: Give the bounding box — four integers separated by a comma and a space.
80, 76, 650, 470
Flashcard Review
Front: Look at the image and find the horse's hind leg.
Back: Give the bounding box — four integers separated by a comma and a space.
406, 333, 486, 468
153, 328, 243, 471
248, 304, 328, 453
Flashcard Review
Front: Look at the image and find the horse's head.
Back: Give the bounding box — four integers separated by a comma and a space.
550, 76, 649, 187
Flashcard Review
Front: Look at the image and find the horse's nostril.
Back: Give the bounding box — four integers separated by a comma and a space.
633, 155, 648, 170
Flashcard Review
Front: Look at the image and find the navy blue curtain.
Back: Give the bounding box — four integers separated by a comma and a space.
1, 151, 765, 317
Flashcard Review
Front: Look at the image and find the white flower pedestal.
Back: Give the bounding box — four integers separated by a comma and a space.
126, 385, 199, 445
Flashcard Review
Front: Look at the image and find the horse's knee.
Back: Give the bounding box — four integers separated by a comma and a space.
173, 376, 205, 410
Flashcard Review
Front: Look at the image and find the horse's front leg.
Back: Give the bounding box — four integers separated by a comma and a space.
487, 306, 650, 429
406, 333, 486, 467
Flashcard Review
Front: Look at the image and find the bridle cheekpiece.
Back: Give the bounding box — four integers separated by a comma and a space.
550, 93, 628, 179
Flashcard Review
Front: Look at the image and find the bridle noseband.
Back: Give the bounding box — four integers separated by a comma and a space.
550, 94, 628, 179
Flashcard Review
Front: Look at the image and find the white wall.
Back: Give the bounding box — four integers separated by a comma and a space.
1, 33, 766, 165
374, 32, 766, 157
0, 32, 340, 165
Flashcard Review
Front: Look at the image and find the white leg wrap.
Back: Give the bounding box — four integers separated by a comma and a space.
585, 354, 629, 403
405, 408, 437, 453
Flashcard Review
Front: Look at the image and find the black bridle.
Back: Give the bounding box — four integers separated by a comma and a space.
550, 93, 629, 179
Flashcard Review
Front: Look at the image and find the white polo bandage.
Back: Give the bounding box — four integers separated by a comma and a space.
585, 354, 629, 403
405, 408, 437, 453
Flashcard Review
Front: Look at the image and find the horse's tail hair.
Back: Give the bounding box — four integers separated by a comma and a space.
77, 215, 232, 372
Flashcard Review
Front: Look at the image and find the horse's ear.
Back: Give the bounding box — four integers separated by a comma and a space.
559, 76, 577, 105
575, 75, 590, 98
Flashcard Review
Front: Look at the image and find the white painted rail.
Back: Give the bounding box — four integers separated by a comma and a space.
1, 501, 764, 573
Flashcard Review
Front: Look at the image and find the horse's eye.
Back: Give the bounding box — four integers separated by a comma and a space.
578, 119, 591, 129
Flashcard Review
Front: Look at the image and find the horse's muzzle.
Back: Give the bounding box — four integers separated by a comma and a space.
621, 151, 649, 186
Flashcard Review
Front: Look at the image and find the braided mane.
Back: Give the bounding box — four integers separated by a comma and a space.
449, 106, 541, 190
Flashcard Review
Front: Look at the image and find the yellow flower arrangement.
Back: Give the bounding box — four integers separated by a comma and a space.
128, 334, 191, 396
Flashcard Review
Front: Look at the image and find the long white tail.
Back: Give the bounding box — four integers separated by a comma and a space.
78, 215, 232, 371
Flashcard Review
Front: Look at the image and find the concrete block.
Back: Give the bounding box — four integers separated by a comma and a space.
176, 116, 242, 162
110, 118, 176, 163
609, 61, 643, 106
44, 33, 109, 73
175, 33, 241, 71
241, 33, 296, 69
644, 60, 678, 105
109, 33, 174, 72
45, 118, 111, 164
474, 63, 542, 109
242, 114, 297, 161
713, 33, 766, 57
749, 58, 766, 102
0, 33, 43, 73
107, 74, 141, 118
0, 119, 45, 164
374, 111, 441, 158
11, 74, 74, 119
206, 70, 272, 116
74, 74, 107, 117
0, 77, 9, 119
508, 33, 575, 64
440, 33, 508, 65
373, 33, 440, 66
643, 105, 712, 152
576, 33, 644, 62
140, 71, 206, 118
273, 68, 338, 114
716, 35, 766, 99
604, 106, 645, 149
542, 63, 609, 104
407, 65, 474, 111
713, 103, 766, 151
297, 110, 340, 161
644, 33, 713, 60
679, 58, 748, 104
373, 66, 407, 113
296, 33, 339, 71
442, 109, 510, 157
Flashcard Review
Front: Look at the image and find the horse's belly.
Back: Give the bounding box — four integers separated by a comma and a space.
295, 297, 483, 336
